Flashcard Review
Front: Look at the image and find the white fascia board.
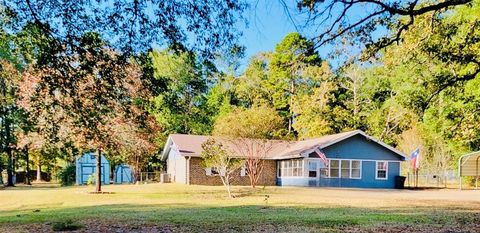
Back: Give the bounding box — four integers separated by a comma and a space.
160, 136, 174, 161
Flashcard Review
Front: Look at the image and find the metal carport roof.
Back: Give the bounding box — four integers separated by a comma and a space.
458, 151, 480, 190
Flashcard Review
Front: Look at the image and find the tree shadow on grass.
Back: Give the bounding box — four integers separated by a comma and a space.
1, 203, 479, 231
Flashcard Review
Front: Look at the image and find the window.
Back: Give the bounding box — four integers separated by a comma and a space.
341, 160, 350, 178
211, 167, 219, 175
241, 165, 247, 177
329, 160, 340, 178
308, 161, 317, 178
278, 159, 304, 177
351, 160, 361, 178
376, 161, 388, 180
293, 160, 299, 176
206, 167, 219, 176
328, 159, 361, 179
277, 162, 282, 177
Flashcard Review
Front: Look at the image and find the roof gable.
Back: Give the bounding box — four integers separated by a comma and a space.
319, 130, 406, 159
321, 133, 406, 161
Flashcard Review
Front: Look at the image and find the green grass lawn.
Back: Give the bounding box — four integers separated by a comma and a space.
1, 184, 479, 232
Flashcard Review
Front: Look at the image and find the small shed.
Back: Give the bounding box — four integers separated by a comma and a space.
114, 164, 134, 184
458, 151, 480, 189
76, 152, 110, 185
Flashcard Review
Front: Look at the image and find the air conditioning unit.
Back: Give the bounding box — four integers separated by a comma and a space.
160, 173, 170, 183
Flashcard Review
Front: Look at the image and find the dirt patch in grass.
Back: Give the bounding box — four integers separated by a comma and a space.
344, 223, 480, 233
2, 219, 480, 233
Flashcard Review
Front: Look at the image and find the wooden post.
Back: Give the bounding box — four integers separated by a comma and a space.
24, 147, 30, 185
460, 176, 463, 190
96, 148, 102, 192
407, 172, 410, 187
444, 171, 447, 188
415, 169, 419, 188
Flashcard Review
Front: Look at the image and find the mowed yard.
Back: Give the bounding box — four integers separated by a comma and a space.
0, 184, 479, 232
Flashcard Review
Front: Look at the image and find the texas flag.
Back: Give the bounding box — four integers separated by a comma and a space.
410, 148, 420, 170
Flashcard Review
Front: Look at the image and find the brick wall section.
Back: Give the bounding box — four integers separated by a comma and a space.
188, 157, 277, 186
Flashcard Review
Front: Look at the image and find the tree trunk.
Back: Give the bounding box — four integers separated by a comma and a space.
5, 118, 14, 187
220, 175, 232, 198
96, 148, 102, 192
6, 147, 14, 187
25, 147, 30, 185
36, 162, 42, 182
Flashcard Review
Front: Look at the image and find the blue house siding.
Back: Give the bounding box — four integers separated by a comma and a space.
277, 134, 404, 189
277, 161, 400, 188
317, 161, 400, 188
322, 135, 404, 161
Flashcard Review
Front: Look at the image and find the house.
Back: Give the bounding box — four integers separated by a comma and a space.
160, 130, 406, 188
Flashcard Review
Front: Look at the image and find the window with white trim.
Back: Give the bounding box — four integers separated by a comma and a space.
351, 160, 361, 178
376, 161, 388, 179
211, 167, 220, 175
328, 159, 361, 179
240, 165, 247, 177
329, 160, 340, 178
341, 160, 350, 178
206, 167, 221, 176
277, 159, 304, 177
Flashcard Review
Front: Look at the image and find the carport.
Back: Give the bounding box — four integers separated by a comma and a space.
458, 151, 480, 190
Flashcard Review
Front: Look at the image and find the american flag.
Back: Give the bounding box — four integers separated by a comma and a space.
315, 148, 329, 167
410, 148, 420, 170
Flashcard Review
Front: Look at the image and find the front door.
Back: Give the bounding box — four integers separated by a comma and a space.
308, 160, 320, 186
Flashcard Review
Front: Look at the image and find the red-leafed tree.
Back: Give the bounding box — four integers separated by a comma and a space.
18, 32, 150, 192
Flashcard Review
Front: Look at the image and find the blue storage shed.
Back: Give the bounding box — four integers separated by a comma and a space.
76, 152, 110, 185
114, 164, 134, 184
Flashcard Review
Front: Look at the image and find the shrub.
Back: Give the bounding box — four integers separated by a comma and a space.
464, 176, 478, 187
56, 164, 76, 186
52, 219, 82, 231
87, 173, 95, 186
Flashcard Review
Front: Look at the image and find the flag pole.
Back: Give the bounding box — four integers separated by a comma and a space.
415, 168, 419, 188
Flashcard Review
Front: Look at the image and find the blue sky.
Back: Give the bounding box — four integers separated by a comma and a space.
237, 1, 385, 70
239, 2, 297, 63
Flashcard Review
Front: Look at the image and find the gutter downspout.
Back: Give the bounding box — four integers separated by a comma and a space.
186, 156, 191, 185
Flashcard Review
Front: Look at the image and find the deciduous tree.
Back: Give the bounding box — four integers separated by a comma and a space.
201, 138, 243, 198
213, 105, 283, 188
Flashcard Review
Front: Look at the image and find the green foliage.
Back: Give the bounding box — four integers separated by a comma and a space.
268, 33, 323, 134
463, 176, 478, 188
213, 105, 283, 139
201, 139, 243, 172
201, 138, 243, 197
216, 33, 331, 138
56, 164, 76, 186
149, 49, 213, 137
86, 174, 95, 186
4, 0, 246, 57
